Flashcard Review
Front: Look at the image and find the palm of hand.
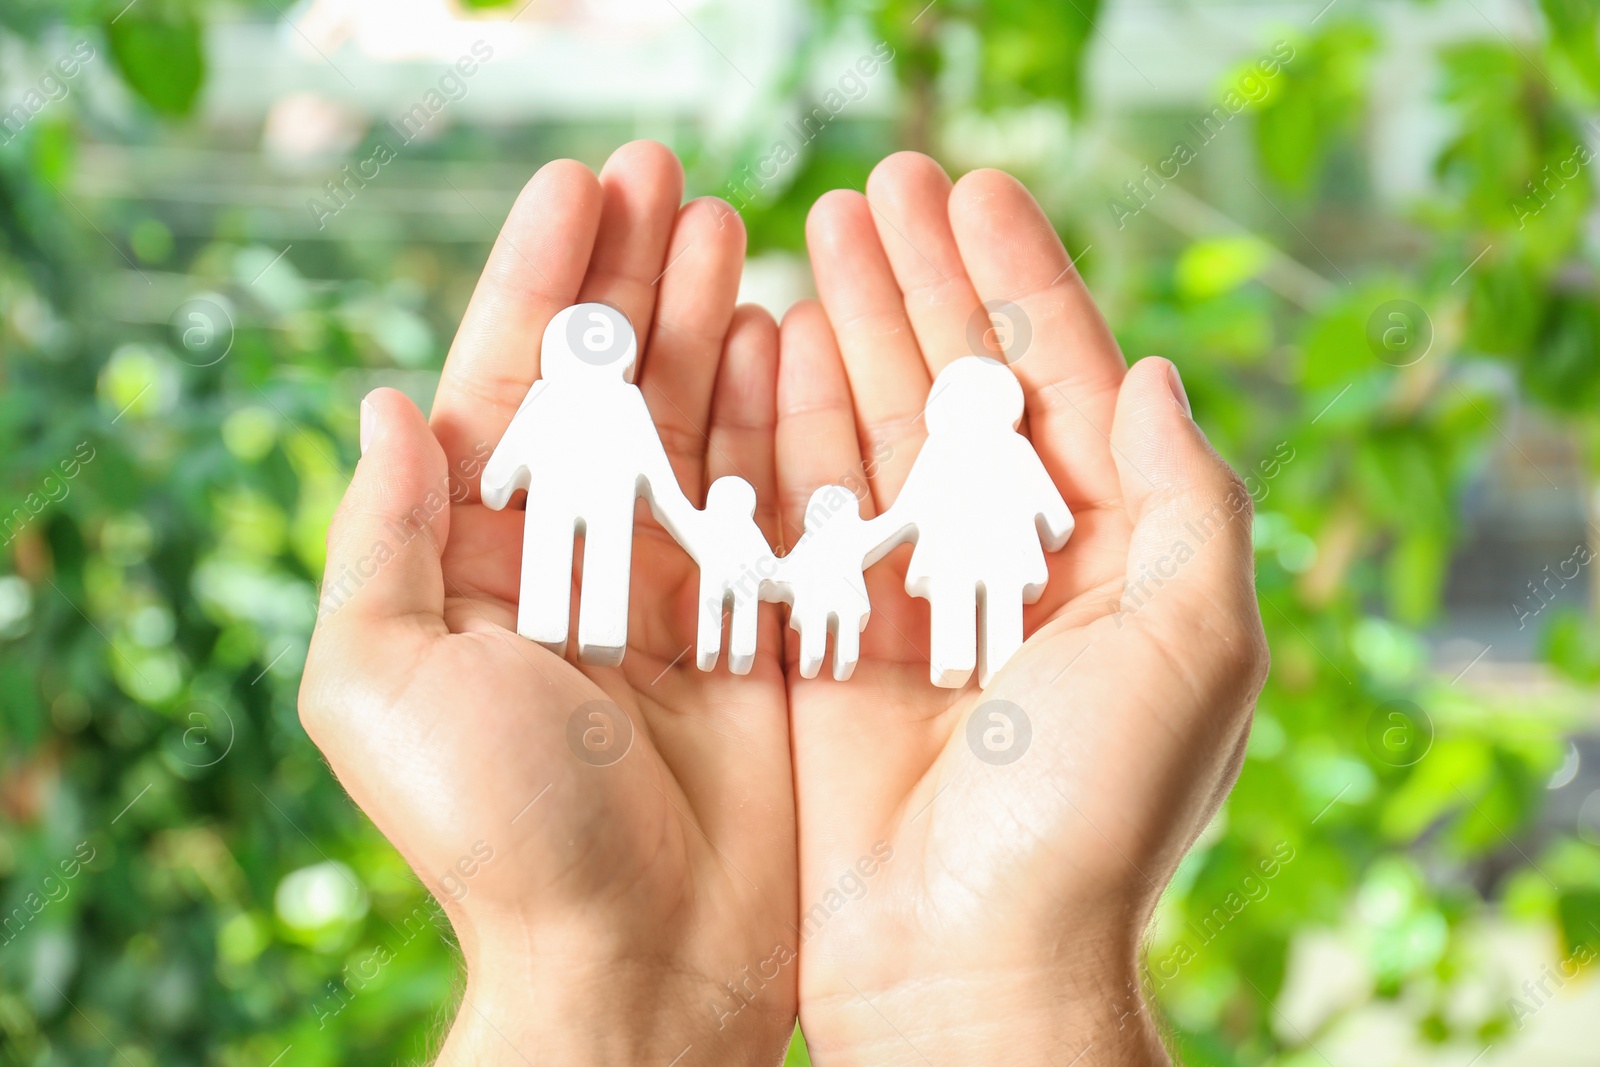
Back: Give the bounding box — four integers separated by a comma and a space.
777, 155, 1266, 1052
301, 142, 797, 1056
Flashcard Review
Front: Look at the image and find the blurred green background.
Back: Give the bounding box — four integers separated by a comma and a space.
4, 0, 1600, 1063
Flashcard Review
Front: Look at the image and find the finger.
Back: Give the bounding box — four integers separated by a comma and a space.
1108, 358, 1265, 686
639, 197, 747, 502
776, 299, 872, 553
431, 159, 602, 500
864, 152, 987, 376
806, 190, 929, 510
317, 388, 451, 632
948, 168, 1126, 508
706, 304, 781, 545
575, 139, 686, 359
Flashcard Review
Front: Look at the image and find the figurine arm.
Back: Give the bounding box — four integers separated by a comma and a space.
860, 505, 916, 569
480, 381, 552, 510
629, 392, 701, 546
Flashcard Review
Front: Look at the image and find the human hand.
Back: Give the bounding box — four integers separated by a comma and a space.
299, 141, 797, 1066
778, 154, 1269, 1065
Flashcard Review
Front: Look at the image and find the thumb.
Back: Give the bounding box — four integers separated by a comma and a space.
315, 387, 451, 629
1107, 358, 1263, 654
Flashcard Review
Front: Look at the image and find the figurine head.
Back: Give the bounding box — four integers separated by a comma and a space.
924, 356, 1024, 435
706, 476, 757, 518
541, 303, 638, 382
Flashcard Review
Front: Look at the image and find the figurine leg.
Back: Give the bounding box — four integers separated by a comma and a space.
793, 606, 825, 680
927, 580, 977, 689
978, 585, 1024, 688
518, 510, 575, 654
727, 597, 758, 676
697, 576, 725, 672
831, 610, 865, 681
575, 511, 633, 666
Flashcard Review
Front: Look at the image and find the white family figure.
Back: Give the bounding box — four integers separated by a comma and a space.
773, 486, 903, 681
484, 302, 1074, 689
671, 476, 774, 676
481, 303, 692, 664
885, 356, 1075, 687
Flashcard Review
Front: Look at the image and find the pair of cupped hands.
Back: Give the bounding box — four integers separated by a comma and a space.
299, 141, 1269, 1066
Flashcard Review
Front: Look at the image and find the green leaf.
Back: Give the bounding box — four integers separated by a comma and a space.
1539, 608, 1600, 683
1177, 237, 1272, 300
1556, 890, 1600, 956
1385, 529, 1449, 624
106, 7, 205, 116
1540, 0, 1600, 93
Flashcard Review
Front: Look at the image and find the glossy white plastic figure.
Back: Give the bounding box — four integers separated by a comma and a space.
484, 303, 1074, 689
481, 303, 693, 664
673, 476, 775, 676
772, 485, 903, 682
885, 356, 1075, 687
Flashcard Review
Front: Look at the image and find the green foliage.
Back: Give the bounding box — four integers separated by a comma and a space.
105, 2, 205, 117
836, 0, 1101, 122
1254, 23, 1376, 192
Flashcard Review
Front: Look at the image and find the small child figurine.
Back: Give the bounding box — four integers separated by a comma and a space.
775, 485, 907, 681
675, 476, 776, 675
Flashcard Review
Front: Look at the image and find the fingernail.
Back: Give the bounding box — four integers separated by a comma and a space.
1166, 361, 1192, 417
359, 397, 375, 456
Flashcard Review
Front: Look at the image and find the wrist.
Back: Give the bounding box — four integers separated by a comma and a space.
801, 950, 1170, 1067
436, 924, 797, 1067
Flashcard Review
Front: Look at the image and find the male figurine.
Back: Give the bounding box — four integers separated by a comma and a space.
481, 303, 692, 664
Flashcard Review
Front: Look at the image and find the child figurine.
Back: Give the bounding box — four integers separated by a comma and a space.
775, 485, 907, 681
676, 476, 776, 675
